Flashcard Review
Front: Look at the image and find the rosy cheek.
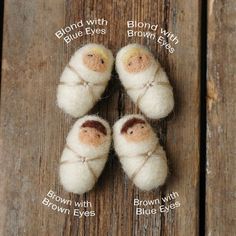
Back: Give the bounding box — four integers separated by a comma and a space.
100, 137, 106, 143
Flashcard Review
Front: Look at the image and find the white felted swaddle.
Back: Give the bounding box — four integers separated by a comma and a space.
59, 115, 111, 194
113, 114, 168, 191
116, 44, 174, 119
57, 44, 114, 117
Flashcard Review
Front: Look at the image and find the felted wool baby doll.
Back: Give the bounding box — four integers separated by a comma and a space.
57, 44, 114, 117
113, 114, 168, 191
59, 115, 111, 194
116, 44, 174, 119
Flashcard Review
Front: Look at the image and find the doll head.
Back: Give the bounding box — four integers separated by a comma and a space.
116, 44, 154, 74
79, 120, 107, 147
82, 47, 109, 73
66, 115, 111, 158
116, 44, 157, 87
113, 114, 158, 157
123, 48, 151, 73
121, 117, 151, 142
69, 44, 114, 84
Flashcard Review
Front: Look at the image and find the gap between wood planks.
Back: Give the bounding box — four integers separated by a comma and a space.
0, 0, 5, 90
200, 0, 208, 235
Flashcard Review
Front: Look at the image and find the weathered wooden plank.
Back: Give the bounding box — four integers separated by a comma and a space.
0, 1, 66, 235
0, 0, 201, 235
206, 0, 236, 235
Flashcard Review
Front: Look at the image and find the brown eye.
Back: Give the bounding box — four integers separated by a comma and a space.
128, 62, 132, 66
100, 59, 104, 64
88, 54, 93, 57
97, 134, 100, 138
139, 56, 142, 59
83, 129, 87, 133
141, 125, 144, 129
129, 130, 133, 135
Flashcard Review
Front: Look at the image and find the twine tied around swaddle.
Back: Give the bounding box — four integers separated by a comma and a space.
120, 143, 165, 181
126, 66, 173, 107
59, 64, 107, 103
60, 144, 106, 183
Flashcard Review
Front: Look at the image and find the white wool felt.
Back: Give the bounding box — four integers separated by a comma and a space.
59, 115, 111, 194
116, 44, 174, 119
57, 43, 114, 117
113, 114, 168, 191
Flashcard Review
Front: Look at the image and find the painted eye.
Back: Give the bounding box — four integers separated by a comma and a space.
129, 130, 133, 135
83, 129, 87, 133
97, 134, 101, 138
88, 54, 93, 57
128, 62, 132, 66
139, 56, 142, 59
141, 126, 144, 129
100, 59, 104, 64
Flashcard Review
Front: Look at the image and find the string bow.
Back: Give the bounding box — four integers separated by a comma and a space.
60, 144, 106, 183
59, 64, 107, 103
126, 66, 172, 107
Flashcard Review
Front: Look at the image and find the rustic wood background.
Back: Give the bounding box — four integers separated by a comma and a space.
0, 0, 235, 235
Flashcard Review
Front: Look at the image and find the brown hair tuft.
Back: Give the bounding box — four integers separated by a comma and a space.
81, 120, 107, 135
121, 118, 145, 134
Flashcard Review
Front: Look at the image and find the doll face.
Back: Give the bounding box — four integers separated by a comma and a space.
83, 50, 108, 73
123, 50, 151, 73
79, 127, 106, 147
123, 123, 151, 142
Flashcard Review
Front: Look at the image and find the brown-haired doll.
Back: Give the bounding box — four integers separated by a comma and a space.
113, 114, 168, 191
59, 115, 111, 194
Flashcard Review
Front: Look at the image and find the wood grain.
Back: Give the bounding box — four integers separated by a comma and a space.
206, 0, 236, 235
1, 0, 200, 235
